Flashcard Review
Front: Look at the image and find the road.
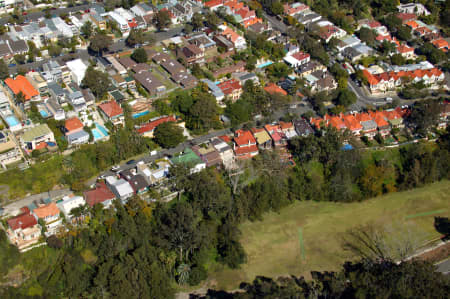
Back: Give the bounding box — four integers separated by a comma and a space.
262, 12, 288, 33
436, 259, 450, 275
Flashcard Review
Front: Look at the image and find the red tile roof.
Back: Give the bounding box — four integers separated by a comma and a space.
279, 121, 293, 130
431, 39, 449, 51
218, 79, 242, 95
137, 116, 176, 134
33, 202, 60, 219
396, 13, 417, 23
84, 182, 115, 207
4, 75, 39, 100
65, 117, 84, 132
397, 44, 414, 53
7, 213, 38, 231
204, 0, 223, 8
342, 114, 362, 131
219, 135, 231, 143
234, 129, 256, 146
234, 144, 258, 155
264, 83, 287, 96
99, 100, 123, 118
291, 51, 310, 61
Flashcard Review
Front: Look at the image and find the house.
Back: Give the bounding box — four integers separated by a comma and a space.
297, 12, 321, 25
213, 35, 235, 52
120, 169, 149, 194
130, 3, 154, 18
283, 2, 309, 16
6, 213, 41, 250
251, 127, 272, 150
396, 43, 415, 59
187, 33, 217, 55
356, 113, 378, 138
211, 137, 235, 169
4, 75, 40, 107
47, 82, 68, 104
46, 99, 65, 121
137, 160, 171, 185
284, 51, 311, 68
68, 90, 87, 112
192, 144, 222, 167
264, 83, 287, 96
105, 176, 134, 202
133, 70, 166, 96
84, 182, 116, 208
106, 56, 127, 75
89, 11, 107, 30
362, 68, 445, 94
26, 72, 48, 95
118, 56, 138, 70
170, 148, 206, 173
176, 43, 205, 65
201, 79, 225, 103
137, 115, 176, 138
342, 114, 363, 136
264, 124, 287, 148
98, 100, 124, 126
384, 109, 404, 128
41, 60, 64, 83
66, 59, 88, 86
397, 3, 430, 16
248, 22, 270, 34
204, 0, 224, 11
21, 124, 55, 151
172, 72, 199, 89
218, 25, 247, 50
279, 121, 298, 139
396, 13, 417, 24
111, 74, 127, 89
359, 19, 388, 35
65, 117, 89, 145
160, 59, 186, 77
32, 202, 61, 236
107, 11, 130, 32
431, 39, 449, 52
57, 195, 86, 222
293, 118, 314, 137
370, 111, 390, 136
218, 79, 242, 101
0, 130, 23, 169
317, 24, 346, 43
233, 129, 258, 160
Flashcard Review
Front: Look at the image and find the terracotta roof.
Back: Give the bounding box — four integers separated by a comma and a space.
220, 26, 241, 43
234, 129, 256, 146
204, 0, 223, 8
264, 83, 287, 96
279, 121, 294, 130
291, 51, 310, 61
224, 0, 244, 11
33, 202, 60, 219
218, 79, 242, 95
234, 144, 258, 155
396, 13, 417, 23
99, 100, 123, 118
397, 44, 414, 53
65, 117, 83, 132
219, 135, 231, 143
4, 75, 39, 100
7, 213, 38, 231
405, 20, 419, 29
84, 182, 115, 207
137, 116, 176, 134
343, 114, 362, 131
431, 39, 449, 50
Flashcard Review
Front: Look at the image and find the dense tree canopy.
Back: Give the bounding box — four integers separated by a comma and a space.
153, 121, 185, 148
81, 66, 112, 98
131, 47, 148, 63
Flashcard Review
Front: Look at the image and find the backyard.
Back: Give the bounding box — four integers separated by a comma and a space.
208, 180, 450, 290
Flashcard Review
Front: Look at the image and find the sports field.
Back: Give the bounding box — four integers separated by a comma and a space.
210, 180, 450, 290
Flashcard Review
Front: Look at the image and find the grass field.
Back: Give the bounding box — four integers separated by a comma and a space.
209, 181, 450, 290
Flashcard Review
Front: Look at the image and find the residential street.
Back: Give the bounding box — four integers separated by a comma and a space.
436, 259, 450, 275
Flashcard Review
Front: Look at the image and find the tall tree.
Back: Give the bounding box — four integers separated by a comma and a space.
89, 33, 112, 55
80, 21, 93, 38
81, 66, 111, 98
153, 121, 185, 148
130, 47, 148, 63
154, 10, 171, 30
0, 59, 9, 79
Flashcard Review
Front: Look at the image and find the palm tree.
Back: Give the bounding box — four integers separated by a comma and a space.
177, 263, 191, 285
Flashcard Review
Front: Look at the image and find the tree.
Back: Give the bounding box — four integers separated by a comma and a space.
126, 28, 145, 47
396, 26, 412, 41
154, 10, 171, 30
89, 33, 112, 55
270, 1, 283, 15
15, 91, 26, 105
13, 54, 26, 65
335, 89, 356, 107
130, 47, 148, 63
358, 27, 377, 47
390, 53, 406, 65
48, 43, 62, 57
81, 66, 111, 98
434, 217, 450, 240
153, 121, 185, 148
0, 59, 9, 79
191, 12, 203, 31
80, 21, 93, 38
381, 40, 397, 55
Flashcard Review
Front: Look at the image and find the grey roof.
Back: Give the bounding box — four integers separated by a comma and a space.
67, 130, 89, 143
48, 82, 67, 96
160, 59, 185, 76
68, 90, 83, 100
201, 79, 224, 99
133, 70, 165, 95
294, 119, 314, 136
361, 120, 377, 130
129, 174, 149, 191
8, 39, 28, 53
188, 33, 216, 48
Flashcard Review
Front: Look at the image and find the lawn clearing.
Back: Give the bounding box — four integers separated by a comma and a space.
210, 180, 450, 290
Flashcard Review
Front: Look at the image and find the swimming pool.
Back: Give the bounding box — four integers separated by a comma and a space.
5, 115, 19, 127
39, 110, 49, 118
92, 122, 109, 141
132, 110, 150, 119
256, 61, 273, 68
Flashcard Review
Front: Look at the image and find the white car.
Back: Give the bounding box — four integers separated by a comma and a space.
111, 165, 121, 171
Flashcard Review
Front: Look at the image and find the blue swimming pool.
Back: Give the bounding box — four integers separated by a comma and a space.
5, 115, 19, 127
39, 110, 49, 118
132, 110, 149, 119
256, 61, 273, 68
92, 122, 109, 141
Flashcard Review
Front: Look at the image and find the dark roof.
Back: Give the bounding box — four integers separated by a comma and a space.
248, 22, 267, 33
132, 63, 150, 74
0, 42, 11, 57
172, 72, 198, 89
152, 52, 171, 64
294, 118, 314, 136
133, 70, 165, 94
160, 59, 185, 76
118, 56, 138, 69
128, 174, 149, 192
9, 39, 28, 53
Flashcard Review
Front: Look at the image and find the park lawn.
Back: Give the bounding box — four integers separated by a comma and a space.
210, 180, 450, 290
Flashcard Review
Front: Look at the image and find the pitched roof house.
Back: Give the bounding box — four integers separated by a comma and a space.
233, 129, 258, 160
98, 100, 124, 126
137, 115, 176, 138
6, 213, 41, 250
84, 182, 116, 208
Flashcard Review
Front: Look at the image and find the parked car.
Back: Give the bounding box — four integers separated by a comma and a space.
111, 165, 121, 171
126, 159, 136, 165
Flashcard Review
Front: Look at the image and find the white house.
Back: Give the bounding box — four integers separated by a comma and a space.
66, 59, 88, 86
105, 176, 134, 203
284, 51, 310, 68
397, 3, 430, 16
108, 11, 130, 32
57, 195, 86, 220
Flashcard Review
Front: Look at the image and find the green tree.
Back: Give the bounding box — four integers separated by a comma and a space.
48, 43, 62, 57
153, 121, 185, 148
130, 47, 148, 63
0, 59, 9, 79
13, 54, 26, 65
191, 12, 203, 31
396, 26, 412, 41
390, 53, 406, 65
81, 66, 111, 98
89, 33, 112, 55
335, 89, 356, 107
270, 1, 283, 15
154, 10, 171, 30
126, 28, 145, 47
80, 21, 93, 38
357, 27, 377, 47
